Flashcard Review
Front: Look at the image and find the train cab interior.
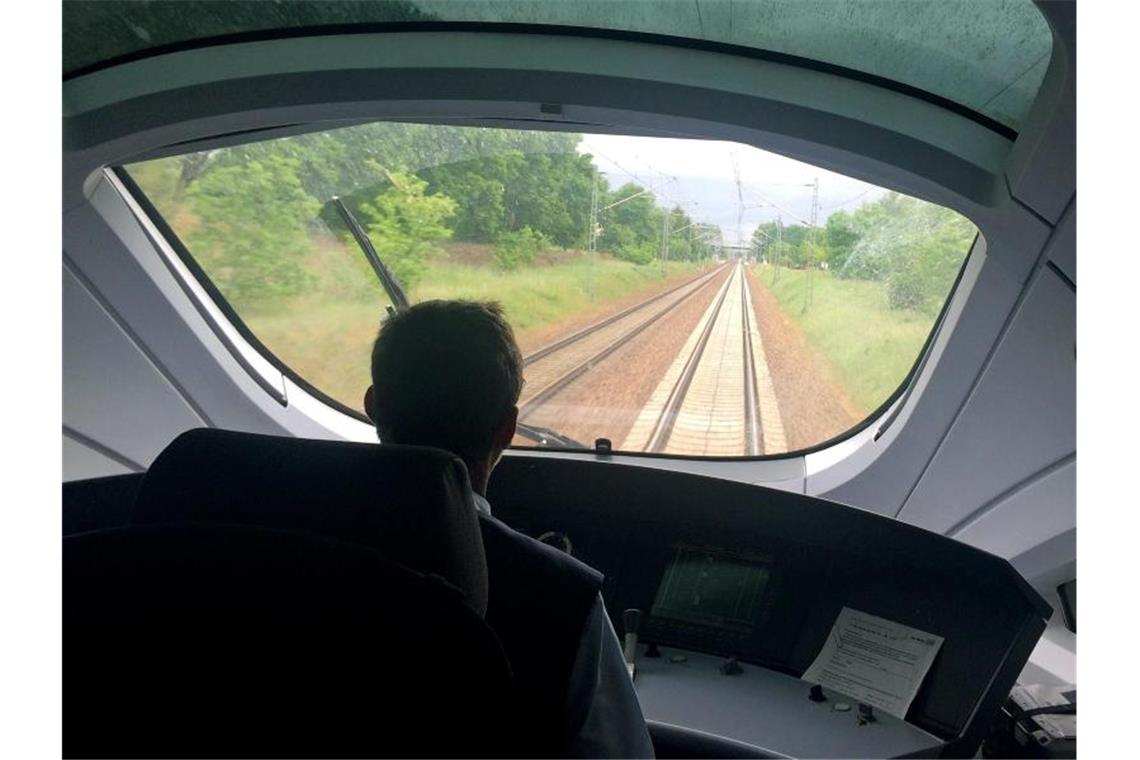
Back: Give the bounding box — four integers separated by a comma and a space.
48, 1, 1086, 757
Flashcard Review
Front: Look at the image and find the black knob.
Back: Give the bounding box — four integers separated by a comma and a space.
809, 684, 826, 702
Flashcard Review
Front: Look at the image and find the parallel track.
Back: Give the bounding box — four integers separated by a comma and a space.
518, 264, 729, 419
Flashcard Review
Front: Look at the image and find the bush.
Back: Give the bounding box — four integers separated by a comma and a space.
616, 241, 657, 265
887, 264, 928, 311
492, 226, 547, 270
186, 156, 320, 308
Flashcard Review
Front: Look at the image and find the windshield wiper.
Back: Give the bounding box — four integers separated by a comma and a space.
332, 196, 410, 312
332, 197, 580, 452
515, 423, 585, 450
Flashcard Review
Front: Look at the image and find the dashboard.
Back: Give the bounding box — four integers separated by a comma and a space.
488, 453, 1051, 757
635, 647, 941, 758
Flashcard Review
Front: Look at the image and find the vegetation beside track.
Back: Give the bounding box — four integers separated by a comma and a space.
244, 252, 706, 411
753, 263, 936, 416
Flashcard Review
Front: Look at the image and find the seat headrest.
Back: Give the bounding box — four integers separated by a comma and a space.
133, 428, 487, 616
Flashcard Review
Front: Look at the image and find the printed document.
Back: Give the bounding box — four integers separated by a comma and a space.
802, 607, 943, 720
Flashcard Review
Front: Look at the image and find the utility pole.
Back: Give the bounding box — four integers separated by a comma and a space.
773, 214, 783, 284
586, 172, 599, 299
660, 211, 670, 277
732, 153, 745, 253
806, 177, 819, 311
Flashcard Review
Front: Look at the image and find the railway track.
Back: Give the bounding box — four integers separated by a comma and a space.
517, 264, 729, 420
622, 262, 787, 456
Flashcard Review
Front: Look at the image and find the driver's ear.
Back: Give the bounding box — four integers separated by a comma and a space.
363, 385, 376, 423
494, 405, 518, 452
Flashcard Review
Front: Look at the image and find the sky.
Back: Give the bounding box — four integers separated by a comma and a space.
578, 133, 886, 247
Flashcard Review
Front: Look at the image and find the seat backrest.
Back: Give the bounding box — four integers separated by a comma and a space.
132, 428, 488, 616
65, 523, 516, 758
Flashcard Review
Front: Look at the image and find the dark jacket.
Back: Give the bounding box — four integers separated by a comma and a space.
478, 512, 605, 755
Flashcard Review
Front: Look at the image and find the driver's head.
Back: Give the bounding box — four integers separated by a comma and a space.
364, 300, 523, 489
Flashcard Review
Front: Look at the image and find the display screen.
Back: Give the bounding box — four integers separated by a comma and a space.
650, 545, 773, 633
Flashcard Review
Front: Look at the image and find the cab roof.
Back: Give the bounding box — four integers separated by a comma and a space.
63, 0, 1052, 135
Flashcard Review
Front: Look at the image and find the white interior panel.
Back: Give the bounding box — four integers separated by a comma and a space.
62, 434, 136, 481
1020, 623, 1077, 687
952, 459, 1075, 563
897, 267, 1075, 533
63, 263, 205, 469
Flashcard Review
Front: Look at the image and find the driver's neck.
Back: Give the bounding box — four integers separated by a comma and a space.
466, 459, 492, 497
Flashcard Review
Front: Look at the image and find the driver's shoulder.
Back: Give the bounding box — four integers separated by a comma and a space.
477, 511, 603, 595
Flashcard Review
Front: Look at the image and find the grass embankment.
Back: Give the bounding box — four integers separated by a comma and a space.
246, 252, 705, 411
754, 264, 936, 415
414, 256, 701, 332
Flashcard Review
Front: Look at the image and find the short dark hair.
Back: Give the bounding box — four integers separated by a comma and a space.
369, 300, 523, 463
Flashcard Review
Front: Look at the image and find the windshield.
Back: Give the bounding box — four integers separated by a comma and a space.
124, 121, 975, 457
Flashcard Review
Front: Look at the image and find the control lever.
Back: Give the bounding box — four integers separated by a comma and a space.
622, 608, 642, 680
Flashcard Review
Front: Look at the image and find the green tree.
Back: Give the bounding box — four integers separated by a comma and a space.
797, 239, 826, 269
751, 222, 811, 266
185, 155, 319, 307
824, 210, 860, 272
664, 206, 696, 261
751, 222, 778, 261
886, 205, 975, 312
421, 163, 509, 241
690, 224, 719, 261
835, 192, 975, 312
598, 183, 664, 263
492, 226, 547, 271
423, 142, 594, 248
358, 169, 457, 290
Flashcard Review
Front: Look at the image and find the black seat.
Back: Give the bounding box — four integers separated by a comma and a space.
65, 523, 515, 758
132, 428, 489, 615
66, 429, 520, 757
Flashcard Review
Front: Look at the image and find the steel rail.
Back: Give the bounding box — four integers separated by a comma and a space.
740, 272, 762, 455
522, 263, 727, 366
645, 269, 736, 453
519, 265, 729, 419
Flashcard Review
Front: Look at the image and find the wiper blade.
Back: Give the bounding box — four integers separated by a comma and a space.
332, 196, 410, 312
333, 197, 580, 451
515, 423, 585, 450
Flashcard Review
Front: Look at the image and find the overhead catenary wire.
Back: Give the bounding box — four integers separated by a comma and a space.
821, 186, 876, 211
585, 144, 716, 263
586, 145, 701, 218
741, 184, 814, 228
